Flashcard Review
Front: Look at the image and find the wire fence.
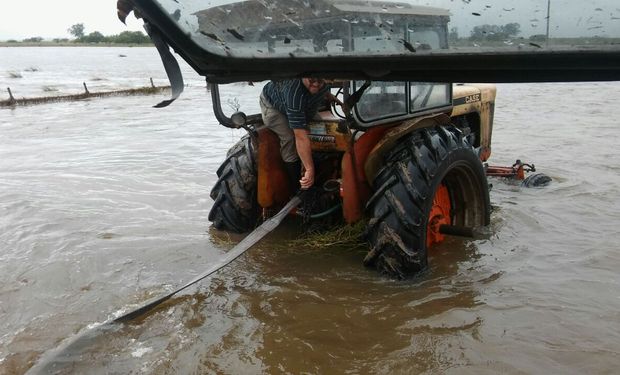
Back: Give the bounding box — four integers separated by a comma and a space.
1, 78, 170, 107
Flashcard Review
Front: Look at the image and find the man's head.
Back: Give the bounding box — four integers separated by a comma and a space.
302, 78, 325, 94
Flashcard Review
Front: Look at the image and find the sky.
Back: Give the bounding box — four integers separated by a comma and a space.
0, 0, 144, 40
1, 0, 619, 41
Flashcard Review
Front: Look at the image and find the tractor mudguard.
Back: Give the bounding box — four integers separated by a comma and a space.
341, 126, 390, 223
257, 129, 291, 210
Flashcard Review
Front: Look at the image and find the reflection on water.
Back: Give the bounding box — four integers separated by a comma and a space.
1, 48, 620, 374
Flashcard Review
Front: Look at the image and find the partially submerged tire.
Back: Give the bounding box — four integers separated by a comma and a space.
208, 135, 259, 232
521, 173, 552, 188
365, 125, 490, 279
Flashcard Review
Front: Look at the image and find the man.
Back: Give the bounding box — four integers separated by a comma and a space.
259, 78, 342, 191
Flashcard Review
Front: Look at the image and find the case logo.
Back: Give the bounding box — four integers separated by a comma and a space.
465, 94, 481, 103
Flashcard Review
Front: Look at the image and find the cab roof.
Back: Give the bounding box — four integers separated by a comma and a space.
119, 0, 620, 83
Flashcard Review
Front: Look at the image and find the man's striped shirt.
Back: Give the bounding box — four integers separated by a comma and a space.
262, 79, 329, 129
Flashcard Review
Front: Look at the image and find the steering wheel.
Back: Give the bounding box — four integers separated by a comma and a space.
331, 86, 347, 119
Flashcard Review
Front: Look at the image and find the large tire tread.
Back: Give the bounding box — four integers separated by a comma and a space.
209, 135, 259, 233
365, 124, 490, 278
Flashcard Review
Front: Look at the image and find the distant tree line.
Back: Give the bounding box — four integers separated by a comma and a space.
470, 23, 521, 41
450, 23, 529, 43
74, 30, 150, 44
3, 23, 151, 44
67, 23, 150, 44
7, 22, 618, 47
447, 24, 619, 48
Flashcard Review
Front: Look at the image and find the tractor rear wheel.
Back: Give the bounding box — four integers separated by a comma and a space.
208, 135, 259, 232
365, 125, 490, 278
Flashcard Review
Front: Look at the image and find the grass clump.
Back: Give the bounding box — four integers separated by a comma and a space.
290, 220, 368, 250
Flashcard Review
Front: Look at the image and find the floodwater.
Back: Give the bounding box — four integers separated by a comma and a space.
1, 47, 620, 374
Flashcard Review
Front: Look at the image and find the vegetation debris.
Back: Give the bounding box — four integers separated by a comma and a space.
289, 220, 368, 250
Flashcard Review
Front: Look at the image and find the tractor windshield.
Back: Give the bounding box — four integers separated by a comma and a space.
122, 0, 619, 82
152, 0, 449, 58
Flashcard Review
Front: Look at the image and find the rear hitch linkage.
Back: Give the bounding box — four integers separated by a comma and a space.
484, 159, 535, 180
484, 159, 552, 188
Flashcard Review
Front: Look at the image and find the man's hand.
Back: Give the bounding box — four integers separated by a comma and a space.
300, 167, 314, 189
293, 128, 315, 189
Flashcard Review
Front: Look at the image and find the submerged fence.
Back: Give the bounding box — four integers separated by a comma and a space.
1, 78, 171, 107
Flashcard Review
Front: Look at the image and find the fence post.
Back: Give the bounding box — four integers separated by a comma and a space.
7, 87, 16, 104
83, 82, 90, 95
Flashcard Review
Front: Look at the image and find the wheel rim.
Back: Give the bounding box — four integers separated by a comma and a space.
427, 182, 451, 248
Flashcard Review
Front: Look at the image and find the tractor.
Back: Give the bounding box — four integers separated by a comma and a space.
202, 2, 496, 278
117, 0, 544, 278
209, 78, 495, 278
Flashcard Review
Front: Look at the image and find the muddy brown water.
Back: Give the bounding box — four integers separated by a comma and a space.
1, 47, 620, 374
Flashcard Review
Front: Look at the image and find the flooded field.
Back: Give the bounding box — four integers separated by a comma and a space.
1, 47, 620, 374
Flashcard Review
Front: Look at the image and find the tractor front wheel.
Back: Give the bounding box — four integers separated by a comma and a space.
365, 125, 490, 278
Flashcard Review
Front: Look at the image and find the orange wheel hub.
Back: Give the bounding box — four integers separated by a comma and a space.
427, 183, 451, 248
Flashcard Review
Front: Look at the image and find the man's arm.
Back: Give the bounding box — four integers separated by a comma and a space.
293, 128, 314, 189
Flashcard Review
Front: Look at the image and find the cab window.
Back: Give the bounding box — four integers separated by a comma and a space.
410, 83, 451, 112
354, 81, 407, 123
